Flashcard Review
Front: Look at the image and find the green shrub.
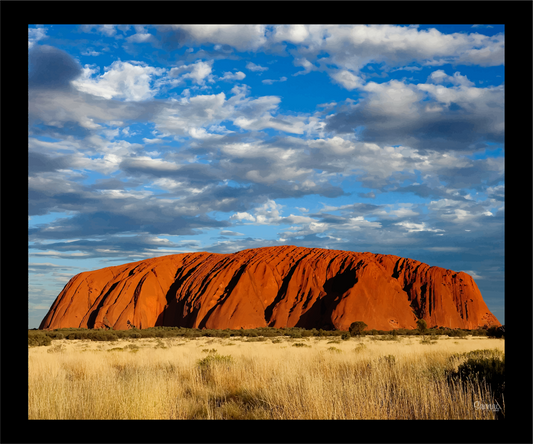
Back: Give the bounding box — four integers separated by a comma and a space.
292, 342, 310, 348
327, 346, 342, 353
34, 325, 488, 343
106, 332, 119, 341
124, 343, 139, 351
420, 335, 437, 345
28, 333, 52, 347
457, 355, 505, 390
349, 321, 368, 336
327, 339, 341, 344
393, 328, 411, 336
245, 336, 267, 342
386, 334, 401, 341
416, 319, 428, 333
447, 349, 505, 409
202, 348, 218, 354
197, 353, 234, 370
371, 335, 401, 341
470, 328, 488, 336
446, 329, 468, 337
84, 331, 118, 341
354, 343, 367, 353
486, 326, 505, 338
288, 328, 309, 337
46, 332, 65, 340
456, 348, 504, 361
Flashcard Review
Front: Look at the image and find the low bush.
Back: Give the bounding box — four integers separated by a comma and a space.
486, 326, 505, 339
353, 343, 367, 353
197, 353, 234, 374
46, 332, 65, 340
446, 349, 505, 411
88, 332, 118, 341
30, 324, 501, 342
445, 329, 468, 338
416, 319, 428, 333
327, 346, 342, 353
202, 348, 218, 354
470, 328, 488, 336
124, 343, 139, 351
245, 337, 267, 342
420, 335, 438, 345
349, 321, 367, 336
28, 333, 52, 347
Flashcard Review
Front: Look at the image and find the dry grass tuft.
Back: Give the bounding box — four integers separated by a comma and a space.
28, 336, 504, 419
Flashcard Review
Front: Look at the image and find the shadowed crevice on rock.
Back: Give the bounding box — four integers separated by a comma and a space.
197, 263, 248, 329
264, 251, 313, 326
86, 281, 120, 328
157, 256, 208, 327
295, 265, 358, 329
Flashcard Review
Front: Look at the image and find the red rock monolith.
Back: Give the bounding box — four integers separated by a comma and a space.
39, 246, 501, 331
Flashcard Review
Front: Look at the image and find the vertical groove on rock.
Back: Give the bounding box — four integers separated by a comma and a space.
197, 263, 247, 329
86, 281, 119, 328
264, 250, 314, 326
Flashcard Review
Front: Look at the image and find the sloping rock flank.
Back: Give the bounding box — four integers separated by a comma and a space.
39, 246, 501, 331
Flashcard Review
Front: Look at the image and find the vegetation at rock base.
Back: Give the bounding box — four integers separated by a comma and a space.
416, 319, 428, 333
349, 321, 368, 336
27, 332, 52, 347
29, 324, 503, 345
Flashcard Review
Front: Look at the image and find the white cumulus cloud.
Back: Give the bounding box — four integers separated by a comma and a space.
72, 61, 166, 101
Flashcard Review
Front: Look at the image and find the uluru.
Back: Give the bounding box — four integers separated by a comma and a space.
39, 246, 501, 331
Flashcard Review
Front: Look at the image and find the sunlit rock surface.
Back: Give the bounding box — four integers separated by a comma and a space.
39, 246, 501, 331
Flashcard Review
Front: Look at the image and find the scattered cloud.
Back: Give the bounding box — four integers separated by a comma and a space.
28, 24, 505, 327
72, 61, 166, 101
220, 71, 246, 81
395, 221, 444, 233
325, 76, 503, 151
262, 76, 287, 85
28, 26, 48, 48
220, 230, 245, 236
329, 70, 363, 90
246, 62, 268, 72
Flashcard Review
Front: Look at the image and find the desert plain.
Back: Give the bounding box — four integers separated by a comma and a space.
28, 334, 504, 420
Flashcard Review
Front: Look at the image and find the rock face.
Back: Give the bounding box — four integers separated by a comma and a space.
39, 246, 501, 331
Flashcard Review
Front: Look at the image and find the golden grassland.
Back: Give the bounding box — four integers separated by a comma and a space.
28, 335, 504, 420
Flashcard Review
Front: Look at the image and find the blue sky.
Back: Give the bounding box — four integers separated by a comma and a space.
28, 24, 504, 328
